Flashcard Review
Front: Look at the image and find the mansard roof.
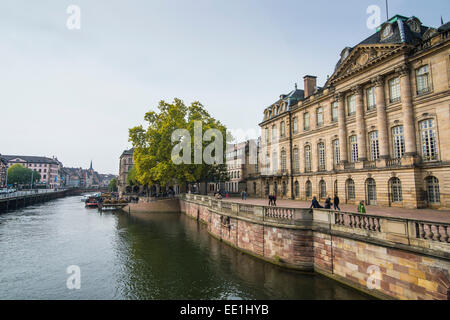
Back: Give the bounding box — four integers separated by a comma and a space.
2, 155, 60, 165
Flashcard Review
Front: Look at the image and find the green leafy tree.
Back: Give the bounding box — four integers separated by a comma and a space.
128, 98, 229, 188
108, 178, 118, 192
126, 165, 138, 186
7, 164, 41, 186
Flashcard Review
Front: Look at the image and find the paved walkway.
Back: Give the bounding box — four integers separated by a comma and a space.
222, 197, 450, 223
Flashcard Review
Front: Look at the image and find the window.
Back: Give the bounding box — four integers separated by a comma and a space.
282, 182, 287, 196
294, 181, 299, 197
317, 107, 323, 127
426, 176, 440, 204
390, 178, 403, 203
346, 179, 355, 200
333, 139, 340, 165
350, 136, 358, 163
272, 125, 277, 142
416, 65, 430, 94
306, 181, 312, 198
347, 95, 356, 116
389, 77, 401, 103
334, 180, 338, 195
319, 180, 326, 199
331, 102, 338, 122
318, 142, 326, 171
366, 178, 377, 205
272, 151, 278, 172
293, 148, 299, 173
304, 112, 310, 131
305, 145, 311, 172
253, 182, 257, 194
265, 183, 270, 196
369, 131, 380, 161
367, 87, 376, 110
280, 121, 285, 137
392, 126, 405, 159
293, 117, 298, 134
420, 119, 438, 161
265, 128, 269, 144
281, 150, 287, 172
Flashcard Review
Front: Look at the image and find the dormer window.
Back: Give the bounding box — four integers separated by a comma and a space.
381, 23, 393, 40
407, 17, 422, 33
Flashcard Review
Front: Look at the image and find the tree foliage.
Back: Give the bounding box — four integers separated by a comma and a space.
126, 165, 138, 186
128, 98, 229, 187
7, 164, 41, 185
108, 178, 118, 192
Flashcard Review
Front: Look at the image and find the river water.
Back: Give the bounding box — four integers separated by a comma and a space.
0, 196, 371, 300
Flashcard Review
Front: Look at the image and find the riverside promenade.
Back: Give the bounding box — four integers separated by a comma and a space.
222, 197, 450, 223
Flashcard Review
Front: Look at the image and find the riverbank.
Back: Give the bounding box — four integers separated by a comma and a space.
179, 194, 450, 300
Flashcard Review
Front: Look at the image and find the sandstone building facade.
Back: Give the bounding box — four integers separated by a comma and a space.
248, 15, 450, 209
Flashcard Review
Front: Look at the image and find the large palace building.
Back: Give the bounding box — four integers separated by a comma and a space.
248, 15, 450, 209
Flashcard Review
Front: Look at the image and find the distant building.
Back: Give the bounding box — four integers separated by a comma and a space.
118, 148, 134, 196
2, 155, 62, 188
223, 140, 258, 194
0, 155, 7, 187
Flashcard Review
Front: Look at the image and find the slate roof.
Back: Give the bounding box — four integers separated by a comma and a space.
2, 155, 60, 164
121, 148, 134, 157
0, 156, 7, 165
438, 21, 450, 32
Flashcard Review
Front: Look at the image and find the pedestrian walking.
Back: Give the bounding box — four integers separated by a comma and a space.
273, 194, 277, 207
268, 194, 273, 206
333, 194, 341, 211
358, 201, 366, 213
243, 191, 247, 200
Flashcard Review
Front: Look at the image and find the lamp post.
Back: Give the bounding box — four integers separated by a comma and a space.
30, 169, 34, 190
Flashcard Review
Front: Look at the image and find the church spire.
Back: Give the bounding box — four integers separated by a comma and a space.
90, 160, 93, 170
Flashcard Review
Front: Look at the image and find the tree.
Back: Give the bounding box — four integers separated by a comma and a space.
108, 178, 118, 192
7, 164, 41, 186
126, 165, 138, 186
128, 98, 229, 188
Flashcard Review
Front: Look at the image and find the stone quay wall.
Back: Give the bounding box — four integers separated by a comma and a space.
179, 194, 450, 300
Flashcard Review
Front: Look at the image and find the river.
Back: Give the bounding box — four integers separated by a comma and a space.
0, 196, 371, 300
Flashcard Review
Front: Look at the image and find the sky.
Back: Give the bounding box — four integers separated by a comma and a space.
0, 0, 448, 174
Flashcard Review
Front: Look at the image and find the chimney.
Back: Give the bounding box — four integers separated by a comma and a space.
304, 75, 317, 98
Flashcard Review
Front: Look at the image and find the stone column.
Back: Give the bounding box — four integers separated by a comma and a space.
373, 76, 389, 159
353, 85, 367, 161
336, 93, 348, 163
398, 64, 417, 156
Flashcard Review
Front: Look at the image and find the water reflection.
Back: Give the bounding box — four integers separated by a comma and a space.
0, 196, 371, 300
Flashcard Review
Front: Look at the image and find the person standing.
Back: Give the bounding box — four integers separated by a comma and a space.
273, 194, 277, 207
268, 194, 273, 206
324, 196, 332, 209
333, 194, 340, 211
358, 201, 366, 213
243, 190, 247, 200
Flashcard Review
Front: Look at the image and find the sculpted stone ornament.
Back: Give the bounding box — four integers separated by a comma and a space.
396, 64, 410, 77
372, 75, 384, 87
334, 92, 343, 102
351, 85, 362, 95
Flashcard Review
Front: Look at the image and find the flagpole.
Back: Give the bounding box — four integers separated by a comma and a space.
386, 0, 389, 20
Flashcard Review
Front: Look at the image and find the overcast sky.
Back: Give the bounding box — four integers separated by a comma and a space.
0, 0, 448, 174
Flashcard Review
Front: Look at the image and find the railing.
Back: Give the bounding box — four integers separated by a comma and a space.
415, 221, 449, 243
335, 212, 381, 232
0, 189, 61, 200
265, 207, 295, 220
387, 158, 402, 167
238, 204, 254, 214
344, 163, 355, 170
363, 161, 377, 169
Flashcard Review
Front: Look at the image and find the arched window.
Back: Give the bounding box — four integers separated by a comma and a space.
350, 136, 358, 163
426, 176, 440, 204
346, 179, 355, 200
281, 150, 287, 172
305, 145, 311, 172
305, 181, 312, 198
273, 182, 278, 196
333, 139, 340, 165
293, 148, 300, 173
272, 125, 277, 142
390, 178, 402, 203
369, 131, 380, 161
272, 151, 278, 173
294, 181, 299, 197
334, 180, 338, 196
420, 119, 438, 161
265, 182, 270, 196
282, 182, 287, 196
366, 178, 377, 205
318, 142, 326, 171
280, 121, 285, 137
319, 180, 326, 199
392, 126, 405, 159
253, 182, 257, 194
